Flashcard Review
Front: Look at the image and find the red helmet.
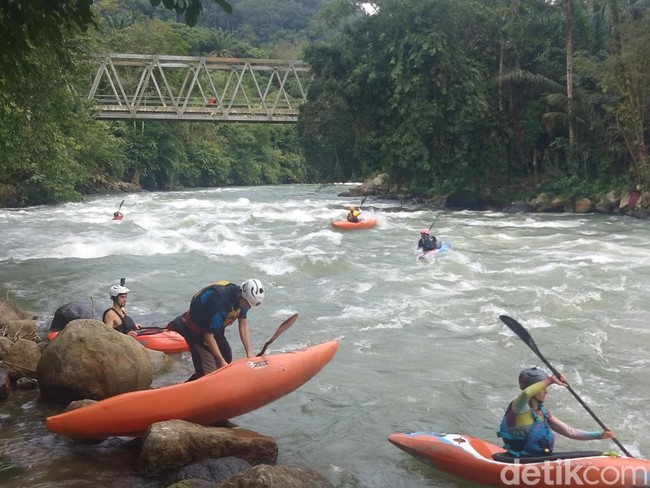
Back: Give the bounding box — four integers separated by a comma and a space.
420, 228, 430, 235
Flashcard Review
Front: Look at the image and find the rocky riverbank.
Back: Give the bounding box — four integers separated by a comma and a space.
341, 174, 649, 219
0, 297, 334, 488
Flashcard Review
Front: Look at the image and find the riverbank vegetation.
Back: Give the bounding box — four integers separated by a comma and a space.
1, 0, 649, 208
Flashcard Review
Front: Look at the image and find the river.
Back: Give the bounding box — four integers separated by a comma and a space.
0, 184, 648, 487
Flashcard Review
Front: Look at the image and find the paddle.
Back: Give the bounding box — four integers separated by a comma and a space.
359, 196, 368, 209
499, 315, 633, 458
256, 313, 299, 357
428, 213, 441, 232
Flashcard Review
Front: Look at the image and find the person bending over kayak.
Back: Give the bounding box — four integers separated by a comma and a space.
417, 228, 440, 252
168, 279, 264, 378
347, 206, 361, 223
498, 367, 615, 457
103, 284, 142, 337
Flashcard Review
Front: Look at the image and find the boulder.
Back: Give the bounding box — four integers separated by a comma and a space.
217, 464, 335, 488
49, 300, 99, 331
4, 338, 41, 381
0, 337, 12, 360
504, 202, 534, 214
165, 457, 251, 486
574, 198, 592, 213
139, 420, 278, 477
0, 298, 37, 326
445, 189, 486, 210
595, 191, 619, 213
0, 367, 10, 401
1, 320, 39, 342
36, 319, 152, 403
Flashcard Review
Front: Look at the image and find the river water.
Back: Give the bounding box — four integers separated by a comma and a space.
0, 184, 648, 488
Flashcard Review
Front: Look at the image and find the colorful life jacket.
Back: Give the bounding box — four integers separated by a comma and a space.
497, 402, 555, 457
187, 281, 242, 333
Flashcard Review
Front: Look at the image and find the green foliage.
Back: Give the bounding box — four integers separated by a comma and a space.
149, 0, 232, 27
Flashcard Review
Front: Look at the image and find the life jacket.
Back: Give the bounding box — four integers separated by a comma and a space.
420, 235, 438, 251
186, 281, 242, 333
102, 308, 137, 334
347, 210, 360, 222
497, 402, 555, 457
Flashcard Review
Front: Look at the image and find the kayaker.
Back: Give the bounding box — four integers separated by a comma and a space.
103, 284, 142, 337
498, 367, 615, 457
417, 228, 439, 252
112, 211, 124, 220
347, 206, 361, 222
168, 278, 264, 377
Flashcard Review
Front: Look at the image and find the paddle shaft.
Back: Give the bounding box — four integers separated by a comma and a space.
117, 199, 124, 212
499, 315, 633, 458
359, 196, 368, 209
256, 313, 298, 357
428, 213, 441, 232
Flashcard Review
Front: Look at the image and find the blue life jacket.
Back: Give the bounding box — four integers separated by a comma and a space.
497, 402, 555, 457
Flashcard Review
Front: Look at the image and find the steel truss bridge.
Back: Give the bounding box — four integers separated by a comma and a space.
88, 54, 310, 123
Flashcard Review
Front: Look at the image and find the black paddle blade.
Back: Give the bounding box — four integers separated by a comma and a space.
499, 315, 541, 357
256, 313, 298, 357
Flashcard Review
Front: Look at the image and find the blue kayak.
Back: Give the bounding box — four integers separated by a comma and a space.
415, 242, 450, 262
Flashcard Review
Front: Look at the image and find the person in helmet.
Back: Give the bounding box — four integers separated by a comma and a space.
168, 279, 264, 379
497, 367, 615, 457
103, 284, 142, 337
347, 206, 361, 223
417, 228, 439, 252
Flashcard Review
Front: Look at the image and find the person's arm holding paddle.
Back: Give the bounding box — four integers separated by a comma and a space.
542, 372, 617, 441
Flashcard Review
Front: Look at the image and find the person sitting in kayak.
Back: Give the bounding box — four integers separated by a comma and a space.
347, 206, 361, 222
417, 228, 440, 251
103, 284, 142, 337
498, 367, 615, 457
113, 211, 124, 220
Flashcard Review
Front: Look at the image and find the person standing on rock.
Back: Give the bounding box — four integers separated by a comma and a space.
167, 279, 264, 378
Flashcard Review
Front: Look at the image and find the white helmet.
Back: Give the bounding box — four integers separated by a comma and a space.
240, 279, 264, 308
109, 285, 130, 299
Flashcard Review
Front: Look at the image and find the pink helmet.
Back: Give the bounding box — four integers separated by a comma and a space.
420, 228, 430, 235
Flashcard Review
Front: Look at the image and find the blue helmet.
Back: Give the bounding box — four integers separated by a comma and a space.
518, 367, 548, 390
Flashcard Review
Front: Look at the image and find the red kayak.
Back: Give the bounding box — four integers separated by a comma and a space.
47, 327, 188, 354
331, 215, 377, 229
389, 432, 649, 488
46, 339, 339, 439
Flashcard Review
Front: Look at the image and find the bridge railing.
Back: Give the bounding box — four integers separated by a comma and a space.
89, 54, 310, 123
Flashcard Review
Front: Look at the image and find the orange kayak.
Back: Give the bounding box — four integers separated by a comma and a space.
47, 327, 189, 355
388, 432, 650, 488
46, 339, 339, 439
331, 215, 377, 229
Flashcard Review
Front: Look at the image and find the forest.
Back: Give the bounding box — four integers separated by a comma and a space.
1, 0, 649, 207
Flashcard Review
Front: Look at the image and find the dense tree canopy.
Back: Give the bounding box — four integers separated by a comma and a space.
2, 0, 650, 207
299, 0, 650, 199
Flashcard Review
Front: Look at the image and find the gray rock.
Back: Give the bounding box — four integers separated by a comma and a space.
217, 464, 335, 488
37, 319, 152, 403
165, 457, 251, 485
139, 420, 278, 477
50, 300, 99, 331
